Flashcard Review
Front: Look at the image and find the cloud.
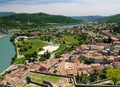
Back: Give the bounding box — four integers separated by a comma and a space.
0, 0, 120, 5
0, 0, 119, 16
0, 0, 75, 5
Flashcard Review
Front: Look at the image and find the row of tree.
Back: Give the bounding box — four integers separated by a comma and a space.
76, 68, 120, 85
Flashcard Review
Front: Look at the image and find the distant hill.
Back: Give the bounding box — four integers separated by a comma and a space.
98, 14, 120, 23
0, 12, 15, 17
71, 14, 120, 23
1, 13, 77, 23
0, 12, 78, 29
71, 16, 104, 21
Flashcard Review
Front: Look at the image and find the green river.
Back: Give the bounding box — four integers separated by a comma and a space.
0, 34, 15, 73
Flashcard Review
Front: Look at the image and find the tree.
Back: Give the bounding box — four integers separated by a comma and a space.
47, 36, 51, 42
106, 68, 120, 85
76, 73, 80, 83
103, 37, 112, 43
32, 51, 37, 58
43, 50, 50, 59
76, 74, 90, 84
81, 75, 90, 84
10, 34, 17, 42
90, 69, 100, 82
99, 67, 107, 79
39, 57, 46, 61
0, 75, 4, 81
79, 57, 92, 64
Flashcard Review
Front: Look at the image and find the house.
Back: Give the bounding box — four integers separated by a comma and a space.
64, 62, 77, 76
113, 41, 120, 45
114, 45, 120, 51
115, 56, 120, 61
113, 62, 120, 69
89, 45, 104, 51
91, 56, 105, 64
107, 56, 114, 63
77, 64, 91, 76
72, 59, 80, 65
111, 37, 119, 41
101, 30, 110, 34
91, 63, 103, 70
82, 70, 89, 75
80, 45, 89, 50
77, 64, 91, 71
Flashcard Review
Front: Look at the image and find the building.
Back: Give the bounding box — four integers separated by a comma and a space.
113, 62, 120, 69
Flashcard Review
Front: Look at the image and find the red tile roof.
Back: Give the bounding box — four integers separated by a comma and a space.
113, 62, 120, 68
111, 37, 119, 41
72, 59, 80, 64
38, 66, 47, 72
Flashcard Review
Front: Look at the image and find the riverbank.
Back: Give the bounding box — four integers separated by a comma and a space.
0, 34, 6, 38
0, 33, 14, 39
0, 65, 18, 75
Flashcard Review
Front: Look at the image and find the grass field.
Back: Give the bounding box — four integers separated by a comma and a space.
16, 72, 75, 87
63, 34, 79, 45
14, 57, 26, 64
54, 43, 67, 58
16, 39, 46, 55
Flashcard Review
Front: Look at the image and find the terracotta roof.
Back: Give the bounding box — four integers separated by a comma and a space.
57, 62, 78, 75
82, 70, 89, 75
77, 64, 91, 69
72, 59, 80, 64
91, 63, 103, 70
66, 69, 74, 75
107, 56, 114, 60
113, 62, 120, 68
91, 63, 101, 67
80, 45, 89, 50
111, 37, 119, 41
114, 45, 120, 50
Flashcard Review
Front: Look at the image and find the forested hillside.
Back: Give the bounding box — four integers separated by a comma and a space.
0, 13, 78, 29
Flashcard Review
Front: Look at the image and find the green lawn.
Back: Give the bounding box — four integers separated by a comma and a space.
54, 44, 67, 58
16, 72, 75, 87
14, 57, 26, 64
16, 39, 46, 55
29, 73, 62, 83
63, 34, 79, 45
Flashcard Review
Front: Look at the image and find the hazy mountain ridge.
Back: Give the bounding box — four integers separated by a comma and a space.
71, 15, 104, 21
71, 14, 120, 23
0, 12, 15, 17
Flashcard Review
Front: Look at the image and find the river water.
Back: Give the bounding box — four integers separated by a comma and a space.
56, 24, 80, 29
48, 24, 80, 30
0, 34, 15, 73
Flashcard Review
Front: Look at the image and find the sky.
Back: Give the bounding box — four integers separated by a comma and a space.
0, 0, 120, 16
